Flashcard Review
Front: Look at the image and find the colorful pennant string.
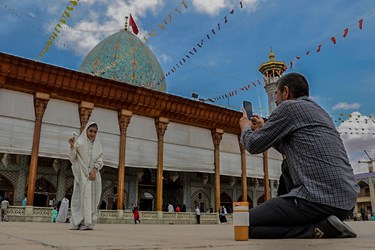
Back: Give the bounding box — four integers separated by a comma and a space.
143, 1, 189, 43
36, 0, 80, 60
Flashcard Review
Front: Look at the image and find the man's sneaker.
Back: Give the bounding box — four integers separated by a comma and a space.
327, 215, 357, 238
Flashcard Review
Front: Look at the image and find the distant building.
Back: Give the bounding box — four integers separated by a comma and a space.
355, 172, 375, 216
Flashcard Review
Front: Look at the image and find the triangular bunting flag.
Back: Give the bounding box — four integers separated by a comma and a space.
343, 28, 349, 38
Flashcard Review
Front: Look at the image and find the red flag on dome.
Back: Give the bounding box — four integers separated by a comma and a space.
129, 14, 139, 35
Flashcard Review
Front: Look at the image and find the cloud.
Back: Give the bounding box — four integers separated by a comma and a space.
37, 0, 266, 57
191, 0, 227, 16
332, 102, 361, 111
52, 0, 164, 56
241, 0, 263, 13
191, 0, 262, 15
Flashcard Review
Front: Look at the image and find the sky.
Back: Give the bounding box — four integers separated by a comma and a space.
1, 0, 375, 173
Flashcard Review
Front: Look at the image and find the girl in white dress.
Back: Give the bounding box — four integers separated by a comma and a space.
68, 122, 103, 230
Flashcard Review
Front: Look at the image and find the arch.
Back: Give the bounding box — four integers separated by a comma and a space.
33, 177, 57, 207
139, 169, 153, 184
191, 190, 210, 213
35, 177, 56, 193
139, 191, 154, 211
237, 195, 253, 208
358, 180, 370, 198
0, 174, 15, 205
102, 183, 128, 210
257, 194, 265, 205
220, 191, 233, 213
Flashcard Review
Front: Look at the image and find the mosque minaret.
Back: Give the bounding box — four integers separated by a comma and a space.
258, 50, 287, 115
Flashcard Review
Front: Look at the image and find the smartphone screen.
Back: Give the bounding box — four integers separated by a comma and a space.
243, 101, 253, 118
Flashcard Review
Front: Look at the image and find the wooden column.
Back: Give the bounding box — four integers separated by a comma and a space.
211, 128, 223, 212
238, 136, 247, 202
155, 117, 169, 211
26, 92, 50, 206
117, 109, 132, 210
263, 151, 270, 201
79, 101, 94, 132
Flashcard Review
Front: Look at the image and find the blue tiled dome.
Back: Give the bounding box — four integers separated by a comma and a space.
79, 30, 166, 92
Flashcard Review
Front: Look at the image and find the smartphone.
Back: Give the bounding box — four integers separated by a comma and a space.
243, 100, 253, 118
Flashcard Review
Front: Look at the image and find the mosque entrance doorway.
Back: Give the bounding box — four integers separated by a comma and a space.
163, 171, 183, 210
139, 192, 153, 211
220, 191, 233, 213
138, 169, 156, 210
33, 177, 56, 207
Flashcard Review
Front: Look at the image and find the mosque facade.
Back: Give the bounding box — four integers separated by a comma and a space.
0, 28, 284, 214
1, 27, 372, 218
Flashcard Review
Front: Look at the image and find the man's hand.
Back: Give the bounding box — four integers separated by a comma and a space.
250, 115, 265, 131
239, 108, 253, 131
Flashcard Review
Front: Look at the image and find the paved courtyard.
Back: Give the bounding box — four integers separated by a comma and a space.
0, 221, 374, 250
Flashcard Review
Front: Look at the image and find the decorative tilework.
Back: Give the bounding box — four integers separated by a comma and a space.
102, 183, 128, 209
79, 30, 166, 92
1, 170, 18, 188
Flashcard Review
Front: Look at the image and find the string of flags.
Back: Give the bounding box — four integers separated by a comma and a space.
334, 113, 375, 136
286, 11, 373, 71
0, 0, 84, 57
164, 0, 245, 78
338, 131, 375, 136
0, 0, 120, 33
332, 113, 375, 123
142, 0, 189, 43
204, 11, 374, 102
36, 0, 81, 61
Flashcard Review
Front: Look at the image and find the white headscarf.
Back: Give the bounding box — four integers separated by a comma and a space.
72, 122, 103, 180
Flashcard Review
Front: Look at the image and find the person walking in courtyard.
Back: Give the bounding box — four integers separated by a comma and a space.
360, 205, 366, 221
240, 73, 359, 239
1, 198, 9, 222
219, 206, 227, 224
167, 203, 174, 212
68, 122, 103, 230
132, 204, 141, 224
51, 206, 58, 223
56, 197, 69, 223
22, 195, 27, 207
195, 205, 200, 224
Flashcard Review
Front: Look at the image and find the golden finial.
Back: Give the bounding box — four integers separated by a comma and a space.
269, 46, 275, 61
124, 16, 129, 31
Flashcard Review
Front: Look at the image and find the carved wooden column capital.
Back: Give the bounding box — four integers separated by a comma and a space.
155, 117, 169, 140
79, 101, 94, 132
34, 92, 50, 120
211, 128, 224, 149
118, 109, 132, 134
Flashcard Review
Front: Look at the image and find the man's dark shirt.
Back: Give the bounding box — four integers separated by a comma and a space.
241, 96, 359, 210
